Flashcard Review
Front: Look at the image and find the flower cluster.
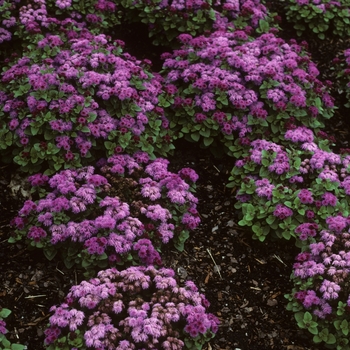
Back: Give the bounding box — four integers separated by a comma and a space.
11, 152, 200, 275
117, 0, 274, 46
335, 48, 350, 109
160, 29, 334, 157
44, 266, 219, 349
0, 28, 174, 173
284, 0, 350, 40
229, 125, 350, 241
286, 216, 350, 347
0, 0, 121, 51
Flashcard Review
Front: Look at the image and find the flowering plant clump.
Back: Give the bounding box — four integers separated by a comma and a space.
0, 28, 174, 174
285, 216, 350, 349
0, 0, 121, 50
334, 48, 350, 108
0, 307, 26, 350
10, 152, 199, 276
160, 30, 334, 158
117, 0, 274, 46
227, 125, 350, 241
284, 0, 350, 40
44, 266, 219, 349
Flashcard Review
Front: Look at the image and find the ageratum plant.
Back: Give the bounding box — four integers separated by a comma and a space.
44, 266, 219, 349
0, 308, 26, 350
0, 29, 174, 174
160, 30, 334, 158
284, 0, 350, 40
334, 48, 350, 108
285, 216, 350, 349
117, 0, 274, 46
0, 0, 121, 49
10, 152, 200, 276
228, 126, 350, 242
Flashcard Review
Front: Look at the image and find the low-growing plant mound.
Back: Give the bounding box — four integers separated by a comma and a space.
228, 125, 350, 241
0, 29, 174, 173
286, 214, 350, 349
117, 0, 274, 46
44, 265, 219, 349
0, 0, 121, 49
160, 29, 334, 158
284, 0, 350, 40
10, 152, 199, 276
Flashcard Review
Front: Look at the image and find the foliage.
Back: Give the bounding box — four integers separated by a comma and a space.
0, 28, 174, 174
227, 127, 350, 241
0, 0, 121, 49
44, 266, 219, 349
116, 0, 274, 46
160, 29, 334, 158
285, 216, 350, 349
10, 152, 200, 276
284, 0, 350, 40
0, 308, 26, 350
334, 48, 350, 108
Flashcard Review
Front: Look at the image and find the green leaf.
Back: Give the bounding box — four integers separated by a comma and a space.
199, 128, 210, 138
0, 309, 11, 318
282, 231, 291, 240
190, 132, 200, 142
266, 215, 275, 225
252, 224, 262, 235
258, 19, 270, 32
43, 247, 58, 261
174, 230, 190, 251
203, 137, 214, 147
238, 219, 248, 227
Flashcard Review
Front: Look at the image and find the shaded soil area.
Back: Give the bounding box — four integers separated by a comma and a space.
0, 144, 325, 350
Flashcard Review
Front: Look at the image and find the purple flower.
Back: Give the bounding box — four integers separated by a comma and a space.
255, 179, 275, 199
45, 266, 218, 348
295, 223, 318, 240
298, 189, 314, 204
273, 204, 293, 220
326, 215, 347, 232
321, 192, 337, 207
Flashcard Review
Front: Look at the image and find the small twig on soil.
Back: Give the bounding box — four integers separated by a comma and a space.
56, 267, 64, 275
273, 254, 287, 267
24, 295, 46, 299
213, 165, 220, 173
206, 248, 223, 280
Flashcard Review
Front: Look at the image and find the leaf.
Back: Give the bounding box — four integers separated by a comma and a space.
238, 219, 248, 226
295, 312, 305, 323
199, 128, 210, 138
259, 19, 270, 32
0, 309, 11, 318
190, 132, 200, 142
266, 215, 275, 225
203, 137, 214, 147
252, 224, 262, 235
174, 230, 189, 251
282, 231, 291, 240
43, 247, 58, 261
